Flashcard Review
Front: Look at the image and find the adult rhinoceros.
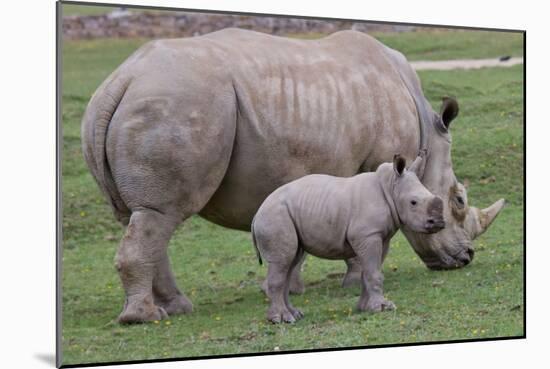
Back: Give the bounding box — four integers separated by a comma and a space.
81, 28, 504, 323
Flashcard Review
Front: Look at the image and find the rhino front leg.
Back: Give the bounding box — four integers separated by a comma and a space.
353, 236, 395, 313
115, 209, 179, 324
342, 242, 390, 288
341, 257, 362, 288
153, 253, 193, 315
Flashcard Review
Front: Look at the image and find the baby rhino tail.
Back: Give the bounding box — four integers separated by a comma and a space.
250, 216, 263, 265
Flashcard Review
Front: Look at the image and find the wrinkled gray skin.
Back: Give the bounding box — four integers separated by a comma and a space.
252, 155, 445, 323
81, 28, 505, 323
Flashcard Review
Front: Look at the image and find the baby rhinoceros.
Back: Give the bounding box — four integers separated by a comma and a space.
251, 154, 445, 323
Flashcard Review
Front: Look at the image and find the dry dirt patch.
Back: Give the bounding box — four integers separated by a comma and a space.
411, 57, 523, 71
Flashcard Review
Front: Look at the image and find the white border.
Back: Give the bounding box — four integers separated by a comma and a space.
2, 0, 545, 368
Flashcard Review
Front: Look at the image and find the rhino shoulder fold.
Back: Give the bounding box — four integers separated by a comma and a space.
381, 45, 433, 152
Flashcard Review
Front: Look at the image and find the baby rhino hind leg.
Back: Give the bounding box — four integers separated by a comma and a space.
253, 206, 303, 324
260, 251, 306, 295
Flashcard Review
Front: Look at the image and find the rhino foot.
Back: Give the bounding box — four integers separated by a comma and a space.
118, 294, 168, 324
155, 293, 193, 316
357, 298, 396, 313
268, 307, 297, 324
288, 306, 304, 320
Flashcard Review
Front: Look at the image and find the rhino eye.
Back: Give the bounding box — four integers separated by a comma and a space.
456, 196, 465, 207
410, 200, 417, 206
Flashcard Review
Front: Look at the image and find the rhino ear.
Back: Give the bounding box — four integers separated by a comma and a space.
393, 154, 406, 177
440, 96, 459, 129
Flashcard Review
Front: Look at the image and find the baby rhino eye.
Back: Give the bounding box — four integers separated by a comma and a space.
410, 200, 417, 206
456, 196, 464, 205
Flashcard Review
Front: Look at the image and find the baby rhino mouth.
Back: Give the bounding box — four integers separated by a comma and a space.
424, 217, 445, 233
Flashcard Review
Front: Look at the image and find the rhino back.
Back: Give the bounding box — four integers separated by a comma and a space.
91, 29, 421, 230
264, 174, 356, 259
197, 30, 420, 229
263, 172, 388, 259
217, 29, 419, 173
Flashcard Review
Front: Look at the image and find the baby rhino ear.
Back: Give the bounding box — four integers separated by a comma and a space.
393, 154, 406, 177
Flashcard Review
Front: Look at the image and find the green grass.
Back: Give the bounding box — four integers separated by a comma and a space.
62, 4, 119, 16
61, 3, 195, 17
61, 4, 174, 16
289, 30, 522, 61
374, 30, 523, 61
61, 31, 524, 365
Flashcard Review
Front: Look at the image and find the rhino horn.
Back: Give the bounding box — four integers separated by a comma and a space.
473, 199, 506, 238
408, 152, 426, 178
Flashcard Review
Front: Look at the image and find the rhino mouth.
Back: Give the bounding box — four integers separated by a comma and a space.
403, 229, 476, 270
423, 248, 474, 270
424, 219, 446, 234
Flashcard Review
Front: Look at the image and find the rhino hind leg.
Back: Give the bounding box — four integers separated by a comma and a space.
153, 253, 193, 315
105, 85, 237, 323
261, 251, 306, 295
265, 262, 298, 323
115, 209, 180, 324
288, 253, 306, 294
254, 212, 304, 323
284, 248, 305, 320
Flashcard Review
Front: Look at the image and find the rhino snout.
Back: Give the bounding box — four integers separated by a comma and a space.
425, 247, 475, 270
427, 196, 444, 216
425, 197, 445, 233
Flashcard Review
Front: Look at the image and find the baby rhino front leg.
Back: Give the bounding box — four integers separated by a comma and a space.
353, 236, 396, 313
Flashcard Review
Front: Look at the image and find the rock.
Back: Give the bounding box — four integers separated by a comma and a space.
107, 8, 132, 19
62, 12, 420, 40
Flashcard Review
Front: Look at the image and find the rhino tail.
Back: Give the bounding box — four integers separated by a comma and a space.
250, 216, 263, 265
81, 75, 132, 225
